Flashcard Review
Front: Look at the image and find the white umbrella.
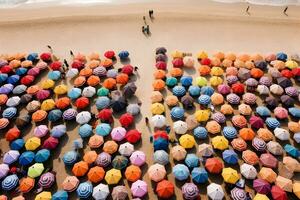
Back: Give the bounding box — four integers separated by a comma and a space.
274, 127, 290, 141
270, 84, 284, 95
207, 183, 224, 200
126, 104, 140, 116
118, 142, 134, 157
6, 96, 21, 107
240, 163, 257, 179
198, 143, 214, 157
267, 141, 284, 155
76, 111, 91, 125
151, 115, 166, 128
82, 86, 96, 98
257, 85, 269, 95
147, 163, 166, 182
92, 183, 109, 200
66, 68, 79, 79
173, 120, 188, 135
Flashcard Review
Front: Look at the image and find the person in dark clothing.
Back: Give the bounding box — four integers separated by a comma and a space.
145, 25, 150, 35
134, 66, 139, 71
145, 117, 149, 125
143, 16, 147, 24
284, 6, 288, 16
246, 6, 250, 15
149, 10, 154, 18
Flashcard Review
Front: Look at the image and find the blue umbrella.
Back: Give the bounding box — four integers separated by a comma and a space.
76, 182, 93, 199
256, 106, 271, 117
166, 77, 178, 87
95, 123, 111, 136
96, 96, 110, 109
200, 86, 214, 96
154, 138, 169, 151
1, 174, 19, 191
191, 167, 208, 184
48, 70, 61, 81
2, 107, 17, 119
289, 107, 300, 118
193, 126, 207, 139
63, 151, 79, 166
284, 144, 300, 158
198, 94, 211, 105
294, 133, 300, 143
276, 52, 287, 61
170, 106, 185, 120
185, 154, 199, 168
35, 149, 50, 163
7, 75, 20, 85
172, 86, 186, 97
222, 126, 237, 139
153, 150, 169, 165
12, 84, 27, 95
172, 164, 190, 181
188, 85, 201, 97
222, 150, 238, 164
0, 84, 14, 94
79, 124, 92, 138
53, 190, 68, 200
118, 50, 129, 59
51, 124, 66, 138
68, 88, 82, 100
11, 138, 25, 150
48, 109, 63, 122
0, 73, 8, 84
19, 151, 35, 166
27, 53, 39, 61
180, 76, 193, 87
15, 67, 28, 76
265, 117, 280, 129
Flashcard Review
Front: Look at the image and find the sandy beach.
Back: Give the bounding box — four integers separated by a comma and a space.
1, 0, 300, 199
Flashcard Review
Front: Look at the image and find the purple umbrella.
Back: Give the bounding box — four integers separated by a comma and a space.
217, 84, 231, 95
259, 76, 272, 87
253, 179, 271, 194
211, 112, 226, 124
34, 125, 49, 138
130, 151, 146, 167
226, 93, 240, 105
95, 152, 111, 167
3, 150, 20, 165
131, 180, 148, 198
93, 66, 107, 77
0, 84, 14, 94
38, 172, 56, 189
36, 90, 51, 100
231, 187, 247, 200
63, 108, 78, 120
27, 67, 40, 76
285, 86, 298, 97
111, 127, 126, 142
226, 75, 239, 85
249, 116, 264, 129
0, 164, 10, 179
182, 183, 199, 200
252, 137, 266, 152
245, 78, 258, 87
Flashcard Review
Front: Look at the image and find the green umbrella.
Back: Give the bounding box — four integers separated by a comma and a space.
28, 163, 44, 178
97, 87, 109, 97
112, 155, 128, 170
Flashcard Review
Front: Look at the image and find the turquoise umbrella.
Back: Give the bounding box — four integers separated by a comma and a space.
68, 88, 81, 100
201, 86, 214, 96
172, 164, 190, 181
166, 77, 178, 87
48, 109, 62, 122
0, 73, 8, 84
35, 149, 50, 163
284, 144, 299, 158
79, 124, 93, 138
19, 151, 35, 166
185, 154, 199, 168
15, 68, 28, 76
191, 167, 208, 184
52, 190, 68, 200
188, 85, 201, 97
48, 71, 61, 81
95, 123, 111, 136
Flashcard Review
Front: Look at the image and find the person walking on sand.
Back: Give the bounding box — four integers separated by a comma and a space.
149, 10, 154, 18
145, 25, 150, 35
145, 117, 149, 125
143, 16, 147, 25
284, 6, 288, 16
246, 6, 250, 15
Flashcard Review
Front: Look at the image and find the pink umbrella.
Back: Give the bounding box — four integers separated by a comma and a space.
111, 127, 126, 142
217, 84, 231, 95
129, 151, 146, 167
36, 90, 51, 100
260, 153, 278, 168
27, 67, 40, 76
131, 180, 148, 198
249, 116, 264, 129
274, 107, 288, 120
253, 178, 271, 194
34, 125, 49, 138
42, 137, 59, 150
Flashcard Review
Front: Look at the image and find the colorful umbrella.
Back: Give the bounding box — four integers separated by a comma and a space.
172, 164, 189, 181
191, 167, 208, 184
253, 178, 271, 194
1, 174, 19, 191
76, 182, 93, 199
240, 163, 257, 179
96, 152, 111, 167
28, 163, 44, 178
19, 177, 35, 193
38, 172, 55, 189
3, 150, 20, 164
207, 183, 224, 200
131, 180, 148, 198
148, 163, 166, 182
105, 168, 122, 185
62, 176, 79, 192
130, 151, 146, 166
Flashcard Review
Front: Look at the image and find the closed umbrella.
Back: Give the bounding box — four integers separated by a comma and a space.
172, 164, 189, 181
38, 172, 55, 189
77, 182, 93, 199
131, 180, 148, 198
1, 174, 19, 191
207, 183, 224, 200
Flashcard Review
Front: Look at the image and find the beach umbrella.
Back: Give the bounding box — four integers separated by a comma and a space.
289, 107, 300, 118
249, 116, 264, 129
92, 183, 109, 200
188, 85, 200, 97
20, 75, 34, 86
198, 94, 211, 105
0, 84, 14, 94
76, 111, 91, 124
125, 165, 141, 182
42, 136, 58, 150
3, 150, 20, 164
68, 88, 81, 99
267, 141, 283, 155
0, 94, 8, 105
211, 136, 228, 150
258, 167, 277, 183
153, 150, 169, 165
179, 134, 195, 149
0, 73, 8, 84
63, 151, 78, 166
217, 84, 231, 95
10, 138, 25, 150
62, 176, 79, 192
52, 190, 68, 200
181, 183, 199, 200
210, 93, 224, 106
130, 151, 146, 166
231, 187, 247, 200
20, 94, 32, 104
38, 172, 55, 189
125, 129, 141, 143
76, 182, 93, 199
6, 96, 20, 107
131, 180, 148, 198
172, 164, 189, 181
180, 76, 193, 87
170, 106, 184, 120
112, 186, 128, 200
48, 70, 61, 81
156, 180, 174, 199
193, 126, 207, 139
198, 143, 214, 157
1, 174, 19, 191
222, 126, 237, 139
88, 166, 105, 183
26, 100, 40, 113
271, 185, 287, 200
50, 124, 66, 138
284, 144, 299, 158
265, 96, 279, 109
172, 120, 187, 134
126, 104, 140, 116
35, 149, 50, 163
103, 140, 118, 154
35, 192, 52, 200
93, 66, 106, 77
285, 86, 298, 97
111, 126, 126, 141
191, 167, 208, 184
232, 115, 247, 128
222, 150, 238, 164
19, 177, 35, 193
87, 75, 100, 86
5, 127, 20, 142
83, 151, 98, 164
293, 182, 300, 199
252, 137, 267, 152
274, 128, 289, 141
89, 135, 104, 149
240, 163, 257, 179
270, 84, 284, 95
254, 179, 271, 194
171, 145, 187, 161
33, 125, 48, 138
206, 120, 221, 134
19, 151, 35, 166
105, 168, 122, 185
207, 183, 224, 200
2, 107, 17, 119
79, 124, 93, 138
242, 150, 259, 165
95, 123, 111, 136
0, 118, 9, 129
222, 167, 239, 184
172, 86, 186, 97
256, 106, 271, 117
205, 158, 223, 174
151, 115, 166, 128
118, 142, 134, 156
97, 87, 109, 97
238, 104, 252, 116
201, 86, 214, 96
119, 113, 134, 128
257, 85, 270, 95
148, 163, 166, 182
275, 176, 293, 192
195, 109, 210, 122
265, 117, 280, 129
0, 164, 9, 179
112, 155, 128, 170
110, 95, 127, 112
280, 95, 294, 107
41, 99, 55, 111
165, 77, 177, 88
277, 77, 292, 88
72, 161, 89, 177
28, 163, 44, 178
41, 79, 55, 89
260, 153, 278, 168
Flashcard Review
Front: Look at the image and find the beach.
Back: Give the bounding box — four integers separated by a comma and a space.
1, 0, 300, 199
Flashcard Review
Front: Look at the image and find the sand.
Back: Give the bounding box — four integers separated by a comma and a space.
1, 1, 300, 199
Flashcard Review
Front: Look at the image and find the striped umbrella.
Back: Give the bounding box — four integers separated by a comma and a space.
285, 86, 298, 97
63, 151, 79, 166
198, 94, 211, 105
243, 93, 257, 105
252, 137, 267, 152
265, 117, 280, 129
226, 75, 239, 85
0, 118, 9, 129
0, 164, 9, 179
223, 126, 237, 139
2, 107, 17, 119
211, 112, 226, 124
6, 96, 21, 106
231, 138, 247, 151
2, 174, 19, 191
245, 78, 258, 87
170, 106, 185, 120
38, 172, 55, 188
232, 115, 247, 128
63, 108, 78, 120
182, 183, 199, 200
172, 86, 186, 97
231, 187, 247, 200
227, 93, 240, 105
96, 152, 111, 167
259, 76, 272, 87
76, 182, 93, 199
93, 66, 107, 77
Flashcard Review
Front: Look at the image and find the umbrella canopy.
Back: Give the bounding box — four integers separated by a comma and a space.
148, 163, 166, 182
222, 150, 238, 164
51, 124, 67, 138
222, 167, 239, 184
276, 176, 293, 192
258, 167, 277, 183
151, 115, 166, 128
111, 127, 126, 141
76, 111, 91, 125
92, 183, 109, 200
179, 134, 196, 149
170, 106, 185, 120
89, 135, 104, 149
103, 140, 118, 154
253, 178, 271, 194
191, 167, 208, 184
10, 139, 25, 150
28, 163, 44, 178
52, 190, 68, 200
76, 182, 93, 199
83, 151, 98, 164
265, 117, 280, 129
79, 124, 93, 138
32, 110, 47, 122
126, 104, 140, 116
62, 176, 79, 192
105, 168, 122, 185
153, 150, 169, 165
6, 96, 21, 107
0, 164, 9, 179
130, 151, 146, 166
112, 155, 128, 170
212, 136, 228, 150
156, 180, 174, 199
267, 141, 283, 156
34, 125, 49, 138
274, 128, 289, 141
110, 95, 127, 112
182, 183, 199, 200
205, 158, 224, 174
125, 165, 141, 182
249, 115, 264, 129
3, 150, 20, 164
118, 142, 134, 156
112, 186, 128, 200
55, 97, 71, 109
252, 137, 267, 152
19, 151, 35, 166
231, 187, 247, 200
223, 126, 237, 139
240, 163, 257, 179
42, 136, 59, 150
172, 164, 190, 181
72, 161, 89, 177
63, 151, 79, 166
271, 185, 287, 200
35, 192, 52, 200
284, 144, 300, 158
131, 180, 148, 198
242, 150, 259, 165
38, 172, 55, 189
198, 143, 214, 157
185, 153, 199, 168
35, 149, 50, 163
171, 145, 187, 161
173, 120, 188, 135
5, 127, 20, 142
19, 177, 35, 193
207, 183, 224, 200
195, 110, 210, 122
293, 182, 300, 199
1, 174, 19, 191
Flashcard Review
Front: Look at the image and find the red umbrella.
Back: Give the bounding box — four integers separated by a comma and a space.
75, 97, 90, 109
119, 113, 134, 128
21, 75, 35, 85
205, 158, 224, 174
292, 68, 300, 76
156, 180, 174, 199
50, 61, 62, 70
281, 69, 294, 78
249, 115, 264, 129
172, 58, 184, 68
1, 65, 13, 73
155, 61, 167, 70
253, 178, 271, 194
5, 127, 20, 142
271, 185, 287, 200
125, 129, 141, 144
231, 83, 245, 94
201, 58, 211, 65
36, 90, 51, 100
40, 52, 52, 61
153, 130, 169, 140
104, 50, 115, 59
121, 65, 134, 75
97, 109, 112, 121
71, 60, 84, 69
42, 136, 59, 150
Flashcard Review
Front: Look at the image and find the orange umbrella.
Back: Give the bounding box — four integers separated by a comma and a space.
234, 60, 245, 68
5, 127, 20, 142
89, 52, 100, 61
239, 128, 256, 141
88, 60, 100, 69
79, 67, 93, 77
205, 158, 224, 174
32, 110, 47, 122
74, 76, 86, 87
238, 54, 251, 62
55, 97, 71, 110
103, 140, 118, 154
101, 58, 113, 68
116, 73, 129, 85
62, 176, 79, 192
125, 165, 141, 182
170, 68, 183, 77
0, 94, 8, 105
87, 166, 105, 183
257, 128, 274, 142
83, 151, 97, 164
152, 79, 165, 91
242, 150, 259, 165
258, 167, 277, 183
251, 68, 264, 79
251, 53, 264, 62
225, 52, 236, 61
88, 135, 104, 148
103, 78, 116, 89
222, 59, 233, 68
27, 85, 40, 95
156, 180, 175, 199
72, 161, 89, 177
19, 177, 35, 193
87, 75, 100, 86
213, 51, 225, 60
154, 70, 166, 79
198, 65, 211, 76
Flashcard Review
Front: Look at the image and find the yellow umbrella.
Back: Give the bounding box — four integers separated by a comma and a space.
194, 76, 207, 87
253, 194, 269, 200
105, 168, 122, 185
293, 182, 300, 199
54, 84, 68, 95
171, 50, 183, 59
210, 67, 224, 76
195, 110, 210, 122
222, 167, 239, 184
209, 76, 223, 87
41, 79, 55, 89
196, 51, 208, 60
41, 99, 55, 111
151, 103, 165, 115
25, 137, 41, 151
285, 60, 298, 69
179, 134, 195, 149
211, 136, 228, 150
35, 191, 52, 200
